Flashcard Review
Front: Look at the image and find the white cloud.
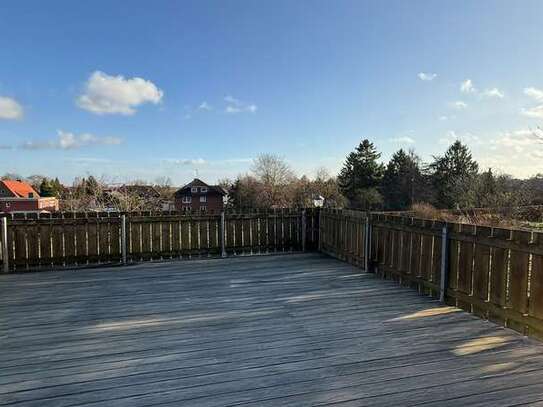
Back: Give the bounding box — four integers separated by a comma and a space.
224, 95, 257, 114
490, 129, 538, 152
198, 101, 212, 111
460, 79, 476, 94
417, 72, 437, 81
439, 115, 448, 121
482, 88, 504, 99
452, 101, 468, 109
77, 71, 163, 115
0, 96, 23, 120
389, 136, 415, 144
439, 130, 481, 146
477, 128, 543, 178
522, 87, 543, 118
522, 106, 543, 118
524, 87, 543, 102
171, 158, 207, 166
21, 130, 122, 150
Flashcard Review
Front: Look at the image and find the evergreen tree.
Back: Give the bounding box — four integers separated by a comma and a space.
39, 179, 55, 197
381, 149, 425, 210
429, 140, 479, 208
338, 139, 384, 209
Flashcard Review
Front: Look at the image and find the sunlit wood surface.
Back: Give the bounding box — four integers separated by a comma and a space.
2, 253, 543, 406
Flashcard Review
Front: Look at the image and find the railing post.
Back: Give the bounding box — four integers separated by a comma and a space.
364, 216, 371, 273
301, 209, 306, 252
439, 224, 449, 303
2, 216, 8, 273
318, 209, 323, 252
221, 211, 227, 257
121, 214, 127, 265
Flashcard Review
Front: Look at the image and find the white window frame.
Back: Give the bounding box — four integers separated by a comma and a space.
182, 196, 192, 203
191, 187, 198, 193
200, 205, 207, 212
200, 195, 207, 203
200, 187, 208, 193
5, 202, 10, 208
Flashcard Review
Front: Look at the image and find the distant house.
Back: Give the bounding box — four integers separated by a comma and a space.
174, 179, 227, 213
0, 179, 59, 213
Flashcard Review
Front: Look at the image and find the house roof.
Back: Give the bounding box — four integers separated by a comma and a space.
175, 178, 227, 195
1, 180, 39, 198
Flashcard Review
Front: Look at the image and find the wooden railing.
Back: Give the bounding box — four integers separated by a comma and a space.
0, 209, 320, 272
320, 208, 543, 340
319, 209, 368, 268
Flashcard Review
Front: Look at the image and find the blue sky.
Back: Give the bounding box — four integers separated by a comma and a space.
1, 0, 543, 185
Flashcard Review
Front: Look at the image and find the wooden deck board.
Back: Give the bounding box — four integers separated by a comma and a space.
1, 253, 542, 406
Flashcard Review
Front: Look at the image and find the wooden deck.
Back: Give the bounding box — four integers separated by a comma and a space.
2, 254, 543, 406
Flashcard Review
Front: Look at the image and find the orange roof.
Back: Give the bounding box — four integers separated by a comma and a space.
1, 180, 39, 198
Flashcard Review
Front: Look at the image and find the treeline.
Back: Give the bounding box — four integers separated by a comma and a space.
4, 139, 543, 212
337, 139, 539, 211
219, 154, 346, 209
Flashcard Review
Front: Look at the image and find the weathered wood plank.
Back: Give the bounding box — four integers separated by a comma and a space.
2, 254, 542, 407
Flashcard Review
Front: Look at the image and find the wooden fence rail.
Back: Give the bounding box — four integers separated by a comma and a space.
320, 208, 543, 340
0, 209, 319, 272
6, 206, 543, 340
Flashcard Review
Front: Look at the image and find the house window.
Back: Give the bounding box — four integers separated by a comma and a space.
200, 206, 207, 212
5, 203, 10, 208
182, 196, 192, 203
200, 195, 207, 203
200, 187, 208, 193
191, 187, 198, 193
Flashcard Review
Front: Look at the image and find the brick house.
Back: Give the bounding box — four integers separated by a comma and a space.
174, 179, 227, 213
0, 180, 59, 213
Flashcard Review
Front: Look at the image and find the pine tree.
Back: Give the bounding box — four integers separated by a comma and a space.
39, 179, 55, 197
429, 140, 479, 208
382, 149, 424, 210
338, 139, 384, 209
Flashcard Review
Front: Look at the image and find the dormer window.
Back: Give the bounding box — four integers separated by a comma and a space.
182, 196, 192, 203
28, 192, 34, 198
191, 187, 198, 193
200, 187, 208, 193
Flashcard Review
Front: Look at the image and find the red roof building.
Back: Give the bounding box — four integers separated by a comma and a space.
0, 180, 59, 213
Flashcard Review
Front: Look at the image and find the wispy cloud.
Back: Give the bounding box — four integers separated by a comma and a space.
198, 101, 212, 111
460, 79, 476, 94
459, 80, 504, 101
389, 136, 415, 144
168, 158, 207, 166
164, 157, 252, 167
224, 95, 257, 114
21, 130, 122, 150
417, 72, 437, 81
451, 101, 468, 109
481, 88, 504, 99
77, 71, 163, 115
439, 130, 481, 146
522, 87, 543, 118
490, 129, 538, 153
0, 96, 23, 120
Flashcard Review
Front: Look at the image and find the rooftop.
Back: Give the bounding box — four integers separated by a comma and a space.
1, 179, 39, 198
2, 254, 542, 406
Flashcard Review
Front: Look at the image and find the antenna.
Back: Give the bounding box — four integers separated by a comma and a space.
194, 168, 199, 178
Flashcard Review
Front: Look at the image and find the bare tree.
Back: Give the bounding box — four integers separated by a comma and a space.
251, 154, 294, 186
251, 154, 295, 208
